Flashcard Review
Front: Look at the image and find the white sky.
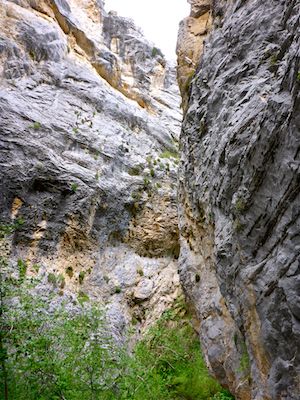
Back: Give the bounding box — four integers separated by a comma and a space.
104, 0, 189, 60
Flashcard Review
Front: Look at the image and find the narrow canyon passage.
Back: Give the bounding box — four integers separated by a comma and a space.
0, 1, 299, 400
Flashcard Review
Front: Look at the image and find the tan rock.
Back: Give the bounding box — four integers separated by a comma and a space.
176, 0, 212, 111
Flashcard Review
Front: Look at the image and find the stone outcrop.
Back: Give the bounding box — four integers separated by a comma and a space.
0, 0, 182, 334
176, 0, 212, 111
178, 0, 300, 399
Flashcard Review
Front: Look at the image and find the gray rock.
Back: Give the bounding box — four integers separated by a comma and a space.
178, 0, 300, 399
0, 0, 182, 337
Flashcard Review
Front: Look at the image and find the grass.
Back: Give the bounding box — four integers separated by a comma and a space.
47, 272, 57, 286
160, 150, 179, 160
78, 290, 89, 304
235, 198, 246, 213
17, 259, 27, 282
118, 301, 235, 400
129, 166, 141, 176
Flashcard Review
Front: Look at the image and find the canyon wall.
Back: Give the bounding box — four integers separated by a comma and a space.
0, 0, 182, 335
178, 0, 300, 399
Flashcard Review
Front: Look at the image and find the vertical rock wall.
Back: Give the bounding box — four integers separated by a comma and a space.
178, 0, 300, 399
176, 0, 212, 111
0, 0, 182, 335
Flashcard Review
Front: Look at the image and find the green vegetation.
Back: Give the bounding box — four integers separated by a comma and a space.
235, 198, 246, 213
78, 271, 85, 285
17, 259, 27, 282
66, 266, 74, 278
128, 166, 141, 176
72, 109, 96, 135
184, 71, 195, 92
0, 224, 234, 400
143, 177, 150, 187
0, 218, 24, 239
58, 274, 66, 289
47, 272, 57, 286
115, 286, 121, 294
70, 183, 78, 192
269, 54, 278, 66
151, 47, 163, 58
160, 150, 179, 160
29, 121, 41, 130
77, 290, 89, 304
137, 268, 144, 277
117, 302, 234, 400
234, 219, 243, 233
238, 341, 250, 374
297, 71, 300, 82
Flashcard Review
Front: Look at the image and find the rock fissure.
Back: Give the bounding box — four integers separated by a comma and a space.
0, 0, 299, 399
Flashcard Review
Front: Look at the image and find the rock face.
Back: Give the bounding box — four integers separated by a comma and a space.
178, 0, 300, 399
0, 0, 182, 334
176, 0, 212, 111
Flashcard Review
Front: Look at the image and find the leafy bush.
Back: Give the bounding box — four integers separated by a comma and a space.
0, 222, 235, 400
116, 304, 233, 400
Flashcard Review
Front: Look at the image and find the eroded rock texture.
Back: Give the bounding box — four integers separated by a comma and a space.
176, 0, 212, 111
0, 0, 182, 335
179, 0, 300, 399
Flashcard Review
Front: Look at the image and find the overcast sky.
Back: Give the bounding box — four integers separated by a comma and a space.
104, 0, 189, 60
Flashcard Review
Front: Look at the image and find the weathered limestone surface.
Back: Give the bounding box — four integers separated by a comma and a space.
179, 0, 300, 399
0, 0, 182, 334
176, 0, 212, 111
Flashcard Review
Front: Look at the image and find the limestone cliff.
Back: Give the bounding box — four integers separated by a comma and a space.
178, 0, 300, 399
176, 0, 212, 111
0, 0, 182, 334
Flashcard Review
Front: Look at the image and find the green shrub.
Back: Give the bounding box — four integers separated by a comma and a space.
160, 150, 179, 160
79, 271, 85, 285
235, 198, 246, 212
17, 259, 27, 282
78, 290, 89, 304
1, 274, 235, 400
143, 177, 150, 186
151, 47, 163, 58
115, 286, 121, 294
128, 166, 141, 176
30, 121, 41, 130
0, 218, 24, 238
70, 183, 78, 192
66, 266, 74, 278
57, 274, 65, 289
32, 264, 40, 273
116, 302, 234, 400
47, 272, 57, 286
